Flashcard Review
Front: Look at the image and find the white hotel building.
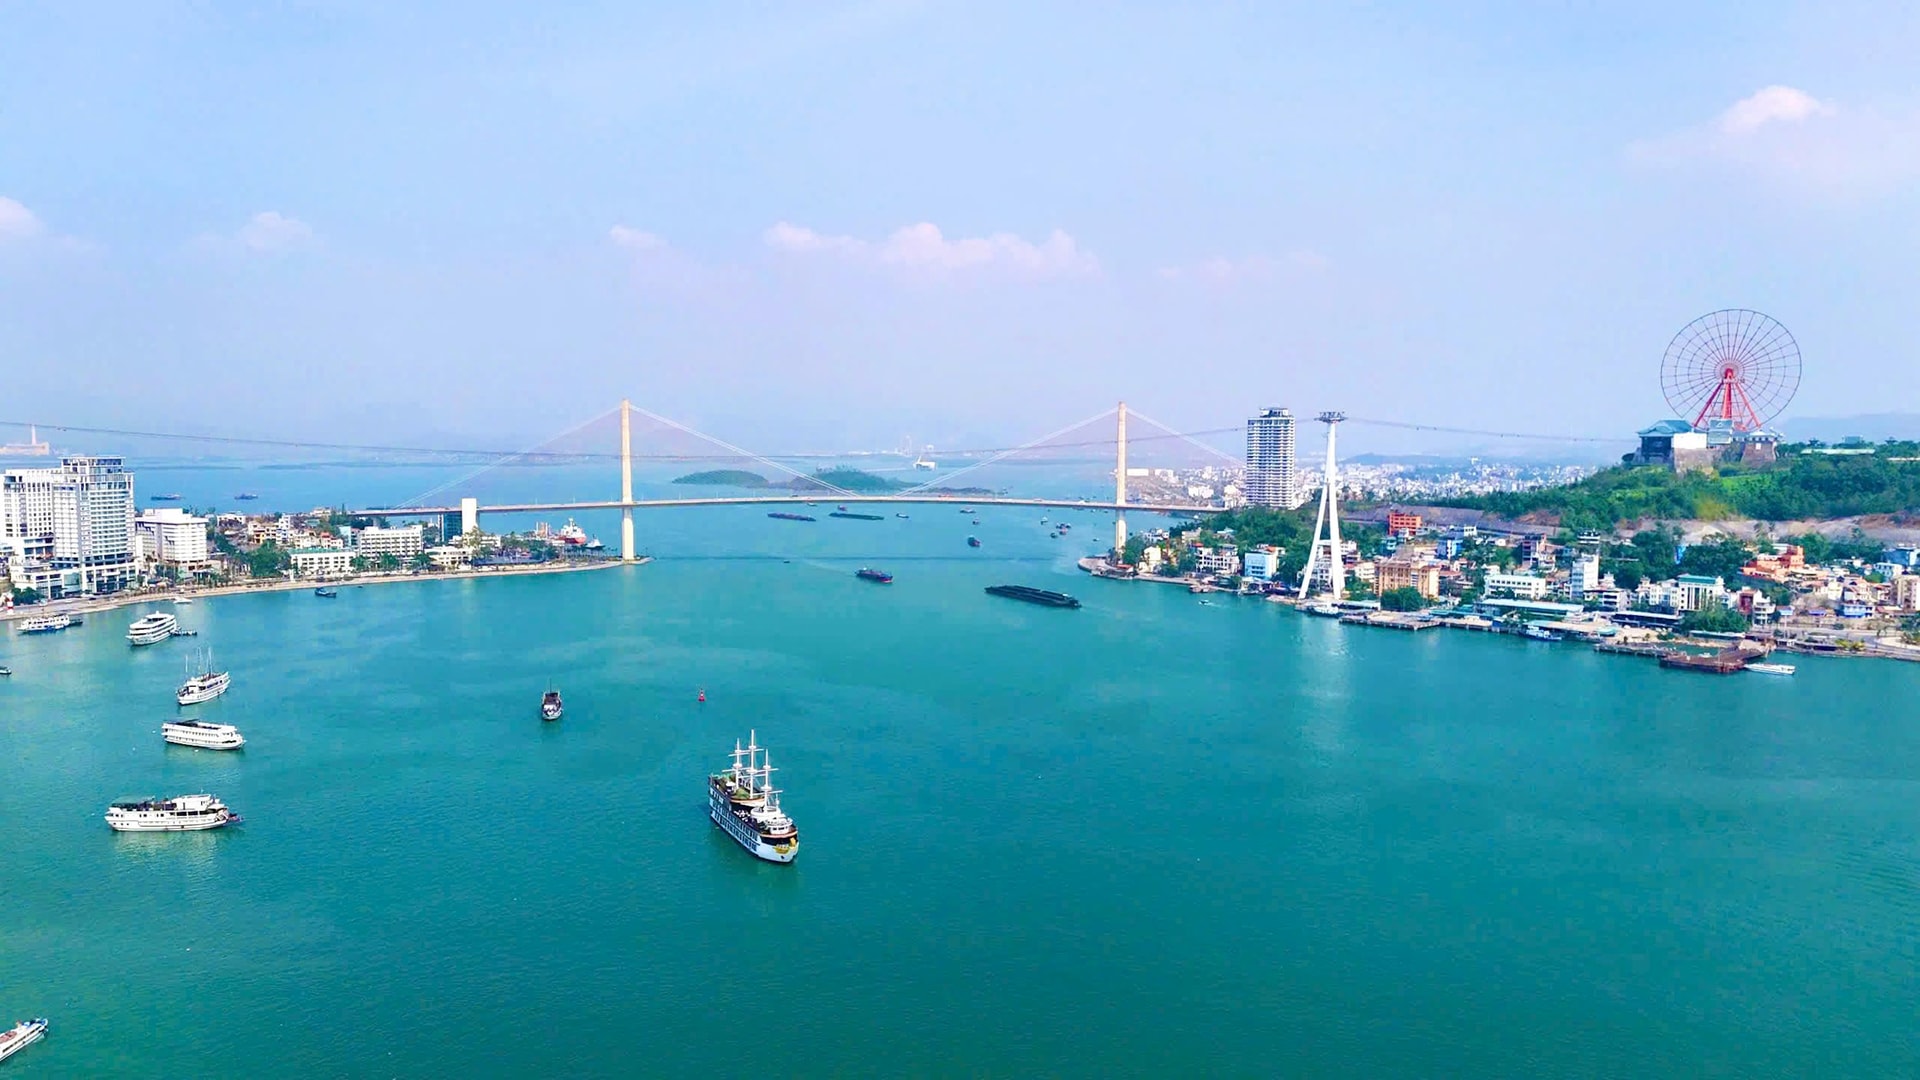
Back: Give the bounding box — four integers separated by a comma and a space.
135, 507, 211, 569
1, 456, 138, 595
352, 524, 425, 559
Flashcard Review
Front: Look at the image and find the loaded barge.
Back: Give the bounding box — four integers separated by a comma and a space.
985, 585, 1081, 608
829, 511, 885, 521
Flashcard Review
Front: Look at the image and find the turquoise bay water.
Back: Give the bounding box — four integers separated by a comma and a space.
4, 504, 1920, 1076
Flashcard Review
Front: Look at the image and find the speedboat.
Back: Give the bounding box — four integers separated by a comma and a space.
541, 689, 563, 721
1746, 662, 1796, 676
314, 587, 338, 598
0, 1018, 48, 1064
0, 666, 10, 677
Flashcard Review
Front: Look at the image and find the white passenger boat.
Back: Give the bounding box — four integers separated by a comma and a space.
162, 719, 245, 750
1746, 662, 1796, 676
176, 652, 232, 706
0, 1018, 48, 1064
709, 731, 799, 864
16, 613, 72, 634
104, 793, 239, 832
127, 611, 180, 646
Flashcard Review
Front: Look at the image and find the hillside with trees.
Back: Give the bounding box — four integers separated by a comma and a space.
1442, 441, 1920, 532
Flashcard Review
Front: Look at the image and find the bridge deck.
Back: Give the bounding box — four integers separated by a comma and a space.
351, 495, 1210, 516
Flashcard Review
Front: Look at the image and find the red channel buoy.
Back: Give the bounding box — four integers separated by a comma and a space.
697, 689, 706, 703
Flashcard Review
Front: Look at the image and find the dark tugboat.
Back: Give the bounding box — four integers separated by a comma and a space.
541, 688, 563, 721
855, 568, 894, 584
967, 536, 982, 548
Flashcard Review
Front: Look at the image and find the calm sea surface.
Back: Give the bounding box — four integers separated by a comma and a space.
3, 473, 1919, 1076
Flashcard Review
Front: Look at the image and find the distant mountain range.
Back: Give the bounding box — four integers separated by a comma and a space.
1777, 413, 1920, 443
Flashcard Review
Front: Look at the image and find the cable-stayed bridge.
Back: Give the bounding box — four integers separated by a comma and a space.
349, 400, 1231, 562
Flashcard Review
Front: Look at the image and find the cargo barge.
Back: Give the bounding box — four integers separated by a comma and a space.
985, 585, 1081, 608
767, 512, 817, 522
829, 511, 885, 521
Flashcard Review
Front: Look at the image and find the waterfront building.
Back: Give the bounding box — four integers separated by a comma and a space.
290, 547, 355, 579
1193, 546, 1241, 577
1568, 553, 1601, 599
135, 508, 211, 569
1137, 545, 1164, 573
1244, 408, 1301, 510
1674, 574, 1728, 613
354, 524, 425, 558
1583, 586, 1630, 611
1482, 570, 1549, 600
1, 456, 137, 595
427, 544, 473, 570
1376, 552, 1441, 599
1242, 547, 1284, 584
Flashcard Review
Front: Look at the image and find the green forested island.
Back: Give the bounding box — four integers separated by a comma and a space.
670, 467, 909, 493
1442, 442, 1920, 531
671, 469, 771, 487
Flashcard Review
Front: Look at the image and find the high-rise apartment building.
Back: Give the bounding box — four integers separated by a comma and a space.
1245, 407, 1300, 509
2, 456, 138, 594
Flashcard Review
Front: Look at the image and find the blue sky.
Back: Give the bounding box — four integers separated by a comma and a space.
2, 2, 1917, 456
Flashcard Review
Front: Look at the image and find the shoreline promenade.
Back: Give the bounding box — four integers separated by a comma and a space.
0, 558, 635, 627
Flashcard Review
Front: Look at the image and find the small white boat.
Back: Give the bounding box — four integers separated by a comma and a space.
104, 793, 239, 832
127, 611, 180, 646
1746, 662, 1796, 676
173, 597, 195, 605
0, 1018, 48, 1064
163, 719, 245, 750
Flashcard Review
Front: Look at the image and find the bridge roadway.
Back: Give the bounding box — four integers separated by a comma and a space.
355, 494, 1212, 516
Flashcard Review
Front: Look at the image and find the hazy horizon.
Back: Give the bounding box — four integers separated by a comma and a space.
4, 3, 1916, 458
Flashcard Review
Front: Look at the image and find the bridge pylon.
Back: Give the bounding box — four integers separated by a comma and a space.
620, 399, 636, 562
1113, 401, 1128, 556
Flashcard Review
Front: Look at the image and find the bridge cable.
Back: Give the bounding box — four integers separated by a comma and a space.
625, 404, 859, 499
898, 406, 1118, 495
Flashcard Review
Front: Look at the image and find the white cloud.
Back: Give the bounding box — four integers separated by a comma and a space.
764, 221, 1098, 278
0, 196, 45, 240
237, 211, 315, 253
1157, 250, 1328, 283
608, 225, 667, 251
1632, 86, 1920, 196
1718, 85, 1833, 134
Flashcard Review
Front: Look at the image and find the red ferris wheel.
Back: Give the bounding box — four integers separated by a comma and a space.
1660, 309, 1801, 432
